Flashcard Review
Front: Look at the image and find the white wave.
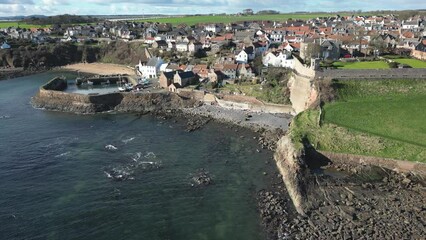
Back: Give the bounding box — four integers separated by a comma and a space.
55, 151, 71, 158
105, 144, 118, 151
105, 167, 134, 181
104, 171, 113, 178
131, 152, 142, 162
144, 152, 156, 159
122, 137, 136, 144
139, 161, 154, 165
0, 115, 11, 119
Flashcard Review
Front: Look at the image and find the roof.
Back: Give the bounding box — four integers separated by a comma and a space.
155, 40, 168, 46
162, 71, 174, 79
177, 71, 195, 79
147, 57, 162, 67
1, 42, 10, 49
222, 64, 238, 71
243, 46, 254, 54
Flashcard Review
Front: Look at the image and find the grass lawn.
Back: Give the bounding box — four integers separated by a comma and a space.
140, 13, 334, 25
221, 83, 290, 104
291, 79, 426, 162
332, 61, 389, 69
392, 58, 426, 68
0, 21, 50, 28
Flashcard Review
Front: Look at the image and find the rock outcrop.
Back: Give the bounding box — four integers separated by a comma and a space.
274, 136, 308, 215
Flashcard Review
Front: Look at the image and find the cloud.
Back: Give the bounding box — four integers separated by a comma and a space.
0, 0, 33, 3
0, 0, 424, 16
41, 0, 69, 5
0, 4, 26, 15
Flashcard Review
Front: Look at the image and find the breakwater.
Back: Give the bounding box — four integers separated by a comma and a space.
32, 77, 199, 114
76, 74, 136, 85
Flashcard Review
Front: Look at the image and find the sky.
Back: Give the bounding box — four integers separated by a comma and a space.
0, 0, 424, 17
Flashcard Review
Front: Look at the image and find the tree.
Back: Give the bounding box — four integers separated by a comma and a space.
193, 49, 207, 58
252, 55, 264, 75
369, 35, 387, 56
354, 26, 366, 55
302, 42, 321, 62
242, 9, 254, 15
398, 10, 420, 21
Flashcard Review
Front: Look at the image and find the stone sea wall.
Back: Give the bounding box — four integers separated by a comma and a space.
32, 77, 200, 114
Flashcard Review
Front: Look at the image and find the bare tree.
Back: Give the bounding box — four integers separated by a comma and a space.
369, 35, 387, 56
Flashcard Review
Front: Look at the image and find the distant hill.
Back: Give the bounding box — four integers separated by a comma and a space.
23, 14, 100, 25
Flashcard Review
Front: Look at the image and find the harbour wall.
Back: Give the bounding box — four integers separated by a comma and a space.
32, 77, 199, 114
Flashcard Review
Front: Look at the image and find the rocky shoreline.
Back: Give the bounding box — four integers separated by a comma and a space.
31, 78, 426, 240
257, 163, 426, 240
157, 108, 426, 240
0, 68, 46, 81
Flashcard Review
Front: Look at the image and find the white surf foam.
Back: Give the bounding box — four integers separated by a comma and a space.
105, 144, 118, 151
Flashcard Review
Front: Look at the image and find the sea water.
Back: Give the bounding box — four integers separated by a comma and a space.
0, 72, 276, 240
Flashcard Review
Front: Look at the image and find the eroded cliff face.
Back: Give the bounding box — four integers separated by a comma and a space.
288, 74, 318, 114
274, 136, 308, 215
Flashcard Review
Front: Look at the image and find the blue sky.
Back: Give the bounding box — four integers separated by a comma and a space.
0, 0, 423, 17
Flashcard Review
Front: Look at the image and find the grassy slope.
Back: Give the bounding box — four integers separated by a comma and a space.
333, 61, 389, 69
222, 83, 290, 104
291, 79, 426, 162
393, 58, 426, 68
140, 13, 334, 25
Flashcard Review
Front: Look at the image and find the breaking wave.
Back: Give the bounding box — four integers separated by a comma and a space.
103, 151, 162, 181
55, 151, 71, 158
105, 144, 118, 151
121, 137, 136, 144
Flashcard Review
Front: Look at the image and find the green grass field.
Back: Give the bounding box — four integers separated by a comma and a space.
221, 83, 290, 104
392, 58, 426, 68
332, 61, 390, 69
291, 79, 426, 162
141, 13, 334, 25
0, 21, 50, 28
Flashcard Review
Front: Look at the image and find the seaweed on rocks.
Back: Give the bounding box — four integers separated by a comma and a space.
190, 168, 213, 187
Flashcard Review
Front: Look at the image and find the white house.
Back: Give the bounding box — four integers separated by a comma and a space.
176, 42, 189, 52
160, 63, 169, 72
402, 20, 420, 30
262, 51, 294, 69
236, 46, 255, 64
269, 30, 284, 42
136, 57, 164, 78
188, 41, 203, 52
236, 50, 248, 63
205, 24, 221, 33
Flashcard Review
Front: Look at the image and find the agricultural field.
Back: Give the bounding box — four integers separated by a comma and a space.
0, 21, 50, 29
332, 61, 390, 69
291, 79, 426, 162
140, 13, 335, 25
